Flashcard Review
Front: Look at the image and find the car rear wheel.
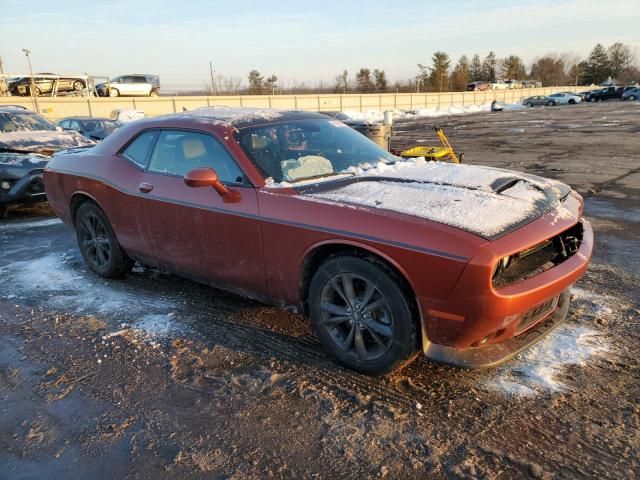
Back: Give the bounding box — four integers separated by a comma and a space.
568, 99, 576, 104
525, 102, 533, 107
630, 95, 637, 101
75, 202, 132, 278
72, 80, 85, 91
109, 88, 119, 97
149, 91, 158, 97
547, 101, 556, 106
308, 255, 419, 375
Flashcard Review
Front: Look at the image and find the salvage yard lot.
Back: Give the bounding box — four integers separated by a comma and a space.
1, 101, 638, 479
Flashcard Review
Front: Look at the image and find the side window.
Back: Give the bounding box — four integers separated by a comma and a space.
59, 120, 69, 128
148, 130, 245, 183
121, 131, 158, 169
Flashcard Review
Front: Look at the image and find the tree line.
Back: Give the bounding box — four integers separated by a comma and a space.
194, 42, 637, 96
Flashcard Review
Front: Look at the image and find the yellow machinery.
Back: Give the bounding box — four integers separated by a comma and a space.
399, 126, 462, 163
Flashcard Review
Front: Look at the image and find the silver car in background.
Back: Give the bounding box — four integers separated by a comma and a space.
548, 92, 582, 104
522, 95, 558, 107
96, 74, 160, 97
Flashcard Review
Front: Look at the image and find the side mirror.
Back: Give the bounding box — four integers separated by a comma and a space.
184, 168, 241, 203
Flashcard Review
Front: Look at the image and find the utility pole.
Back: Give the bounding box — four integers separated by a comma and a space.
22, 49, 40, 113
209, 61, 215, 95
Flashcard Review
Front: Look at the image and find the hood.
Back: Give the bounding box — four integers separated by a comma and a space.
0, 152, 49, 180
0, 130, 95, 155
301, 161, 572, 240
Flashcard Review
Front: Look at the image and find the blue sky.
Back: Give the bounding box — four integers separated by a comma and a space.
1, 0, 638, 87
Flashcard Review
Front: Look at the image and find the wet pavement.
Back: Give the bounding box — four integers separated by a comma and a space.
0, 101, 638, 479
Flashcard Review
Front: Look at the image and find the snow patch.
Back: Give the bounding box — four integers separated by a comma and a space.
0, 253, 174, 319
0, 218, 62, 232
306, 161, 566, 238
486, 287, 613, 396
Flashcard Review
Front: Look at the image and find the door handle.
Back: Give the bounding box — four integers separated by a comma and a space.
138, 182, 154, 193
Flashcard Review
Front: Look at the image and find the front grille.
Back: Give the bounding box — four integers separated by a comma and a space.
493, 222, 584, 287
518, 295, 559, 332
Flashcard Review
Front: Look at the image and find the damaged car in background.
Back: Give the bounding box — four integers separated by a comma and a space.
43, 108, 593, 375
0, 106, 94, 218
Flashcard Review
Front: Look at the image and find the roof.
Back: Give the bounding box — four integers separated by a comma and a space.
59, 116, 112, 121
175, 107, 327, 129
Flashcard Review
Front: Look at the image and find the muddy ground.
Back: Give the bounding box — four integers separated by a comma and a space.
1, 101, 638, 479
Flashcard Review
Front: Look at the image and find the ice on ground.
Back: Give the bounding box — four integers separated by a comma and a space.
133, 313, 184, 338
486, 287, 613, 397
0, 218, 63, 232
0, 253, 175, 319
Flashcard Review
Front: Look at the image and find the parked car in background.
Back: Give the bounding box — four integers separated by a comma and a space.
43, 108, 592, 375
584, 87, 623, 102
466, 81, 490, 91
490, 81, 509, 90
504, 80, 522, 89
548, 92, 582, 105
523, 95, 558, 107
8, 74, 87, 96
96, 74, 160, 97
110, 109, 146, 124
57, 117, 120, 141
621, 87, 640, 101
0, 106, 94, 217
522, 80, 543, 88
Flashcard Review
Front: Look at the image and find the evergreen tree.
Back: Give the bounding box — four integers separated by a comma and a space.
451, 55, 470, 91
469, 54, 483, 81
501, 55, 526, 80
482, 51, 498, 81
582, 44, 611, 84
429, 51, 451, 91
355, 68, 375, 92
248, 70, 264, 94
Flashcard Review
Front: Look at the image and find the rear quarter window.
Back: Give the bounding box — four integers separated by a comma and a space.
120, 131, 158, 169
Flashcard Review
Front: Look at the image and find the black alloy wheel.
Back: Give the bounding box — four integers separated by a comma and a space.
75, 202, 132, 277
309, 256, 418, 375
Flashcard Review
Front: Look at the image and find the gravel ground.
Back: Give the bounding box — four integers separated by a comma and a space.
0, 101, 638, 479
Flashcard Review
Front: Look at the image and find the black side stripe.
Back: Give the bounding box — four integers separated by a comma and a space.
47, 167, 470, 262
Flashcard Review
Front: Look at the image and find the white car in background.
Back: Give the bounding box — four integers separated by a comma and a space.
548, 92, 582, 105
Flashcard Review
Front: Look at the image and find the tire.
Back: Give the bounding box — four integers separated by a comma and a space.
308, 255, 419, 375
568, 99, 576, 104
108, 88, 119, 97
149, 90, 159, 97
589, 97, 596, 102
525, 102, 533, 107
72, 80, 85, 91
547, 101, 555, 106
75, 202, 132, 278
32, 85, 41, 96
629, 95, 637, 101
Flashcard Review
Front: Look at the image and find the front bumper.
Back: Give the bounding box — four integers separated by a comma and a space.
0, 172, 47, 206
424, 290, 570, 368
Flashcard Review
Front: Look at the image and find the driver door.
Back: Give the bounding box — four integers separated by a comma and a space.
135, 129, 266, 295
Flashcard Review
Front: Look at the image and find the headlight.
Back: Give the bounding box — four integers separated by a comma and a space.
492, 255, 512, 278
1, 181, 11, 190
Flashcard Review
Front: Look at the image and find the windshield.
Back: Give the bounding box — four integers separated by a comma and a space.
238, 119, 396, 183
80, 119, 118, 131
0, 111, 58, 133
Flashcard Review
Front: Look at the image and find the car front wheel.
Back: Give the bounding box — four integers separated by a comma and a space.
72, 80, 85, 91
525, 102, 533, 107
308, 255, 419, 375
109, 88, 119, 97
630, 95, 637, 101
75, 202, 132, 278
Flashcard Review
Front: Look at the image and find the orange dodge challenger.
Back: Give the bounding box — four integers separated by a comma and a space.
43, 109, 593, 375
